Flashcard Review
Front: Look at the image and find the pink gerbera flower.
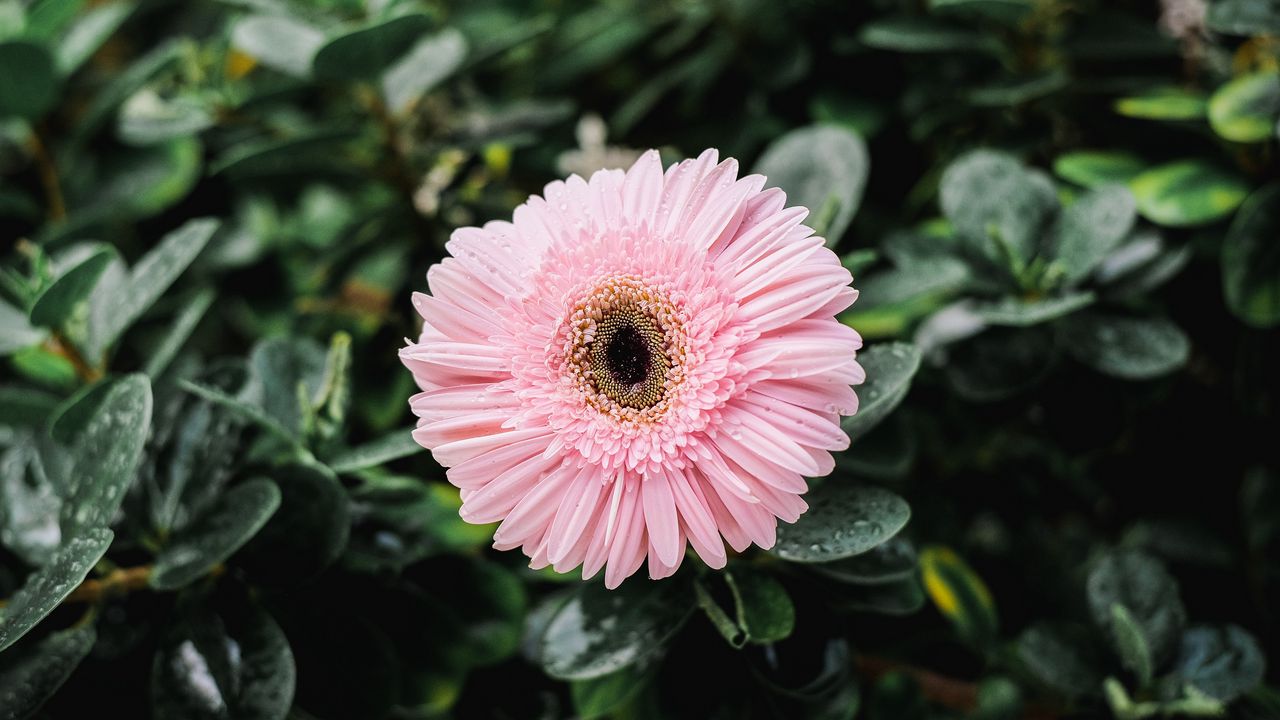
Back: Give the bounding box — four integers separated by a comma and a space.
401, 149, 863, 588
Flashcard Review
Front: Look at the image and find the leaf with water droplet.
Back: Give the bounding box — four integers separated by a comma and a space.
541, 579, 694, 680
754, 124, 869, 246
772, 484, 909, 562
1086, 550, 1185, 668
811, 536, 918, 585
841, 342, 921, 441
0, 622, 96, 718
1061, 312, 1189, 380
0, 527, 113, 652
150, 478, 282, 591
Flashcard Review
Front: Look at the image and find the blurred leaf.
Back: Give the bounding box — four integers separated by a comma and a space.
210, 129, 355, 178
239, 464, 350, 586
1170, 625, 1265, 702
929, 0, 1035, 22
346, 476, 491, 571
117, 89, 215, 146
0, 299, 47, 355
1209, 72, 1280, 143
920, 545, 998, 648
312, 14, 433, 82
381, 28, 468, 114
1114, 88, 1207, 120
1207, 0, 1280, 35
1222, 184, 1280, 328
28, 243, 116, 330
940, 150, 1058, 271
55, 2, 131, 75
695, 566, 795, 648
179, 380, 301, 450
754, 124, 869, 245
93, 217, 218, 357
1054, 150, 1146, 189
969, 70, 1069, 107
244, 336, 326, 438
230, 15, 324, 79
150, 478, 281, 591
0, 623, 95, 720
540, 580, 693, 680
72, 38, 182, 145
836, 575, 926, 616
86, 137, 202, 221
1062, 313, 1189, 380
0, 40, 58, 118
152, 597, 295, 720
327, 428, 419, 474
811, 536, 918, 585
859, 17, 998, 54
0, 386, 59, 429
1016, 624, 1103, 697
1048, 184, 1138, 285
60, 374, 152, 532
570, 665, 650, 720
0, 527, 112, 652
1130, 160, 1249, 227
143, 287, 215, 378
974, 292, 1095, 327
1087, 551, 1186, 667
945, 326, 1055, 401
1112, 603, 1155, 687
772, 484, 910, 562
840, 342, 921, 440
0, 441, 61, 566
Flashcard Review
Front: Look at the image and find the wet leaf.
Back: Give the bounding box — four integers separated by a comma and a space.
0, 623, 96, 719
151, 478, 281, 591
840, 342, 921, 440
28, 244, 116, 330
1062, 313, 1189, 380
59, 374, 152, 532
940, 149, 1059, 270
0, 527, 113, 652
754, 124, 869, 245
772, 484, 910, 562
1087, 551, 1186, 667
1047, 184, 1138, 285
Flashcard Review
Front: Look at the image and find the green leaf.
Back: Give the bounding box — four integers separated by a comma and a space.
178, 380, 301, 449
345, 476, 491, 572
754, 124, 869, 245
1087, 551, 1186, 667
71, 38, 183, 146
381, 28, 467, 114
0, 527, 112, 652
946, 325, 1056, 401
239, 464, 350, 586
772, 484, 910, 562
210, 129, 356, 178
840, 342, 921, 440
1170, 625, 1265, 702
55, 2, 131, 75
1209, 72, 1280, 143
0, 299, 46, 356
940, 149, 1059, 270
929, 0, 1035, 22
1016, 624, 1104, 697
695, 567, 795, 648
1222, 184, 1280, 328
1130, 160, 1249, 227
969, 70, 1069, 107
811, 536, 918, 585
244, 336, 326, 437
89, 137, 203, 220
858, 17, 998, 54
0, 387, 60, 430
1114, 88, 1207, 120
1111, 603, 1155, 687
540, 580, 693, 680
1207, 0, 1280, 36
1053, 150, 1146, 189
117, 89, 215, 146
150, 478, 281, 591
0, 623, 96, 719
0, 40, 58, 118
28, 244, 117, 330
0, 441, 62, 566
312, 14, 434, 82
94, 217, 219, 355
60, 374, 152, 532
327, 428, 420, 474
974, 292, 1095, 327
1048, 184, 1138, 285
835, 575, 926, 616
152, 598, 296, 720
142, 287, 215, 378
920, 545, 998, 648
571, 665, 651, 720
1062, 313, 1189, 380
230, 15, 325, 79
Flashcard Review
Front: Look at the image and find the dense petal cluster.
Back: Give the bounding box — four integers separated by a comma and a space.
402, 149, 863, 587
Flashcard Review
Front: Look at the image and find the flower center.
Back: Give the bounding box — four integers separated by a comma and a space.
589, 308, 668, 408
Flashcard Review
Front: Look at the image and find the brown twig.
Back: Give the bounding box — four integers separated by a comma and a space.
855, 654, 1059, 720
46, 333, 104, 383
0, 565, 152, 611
28, 127, 67, 223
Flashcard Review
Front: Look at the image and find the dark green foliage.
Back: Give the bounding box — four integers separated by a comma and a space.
0, 0, 1277, 718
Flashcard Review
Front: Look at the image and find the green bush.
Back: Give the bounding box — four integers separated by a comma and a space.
1, 0, 1278, 718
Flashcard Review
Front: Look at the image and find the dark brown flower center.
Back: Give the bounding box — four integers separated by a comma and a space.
589, 307, 668, 409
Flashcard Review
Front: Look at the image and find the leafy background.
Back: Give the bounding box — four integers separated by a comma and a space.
0, 0, 1278, 718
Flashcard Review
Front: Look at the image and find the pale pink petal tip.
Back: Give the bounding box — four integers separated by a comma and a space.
401, 149, 861, 587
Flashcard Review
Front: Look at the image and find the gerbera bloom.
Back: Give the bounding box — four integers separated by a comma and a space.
401, 149, 863, 588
